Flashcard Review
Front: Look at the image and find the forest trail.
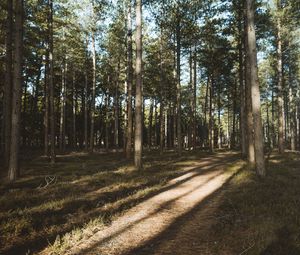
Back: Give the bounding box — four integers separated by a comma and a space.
67, 152, 239, 255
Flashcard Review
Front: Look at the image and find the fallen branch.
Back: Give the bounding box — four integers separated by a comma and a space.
239, 243, 255, 255
37, 175, 57, 189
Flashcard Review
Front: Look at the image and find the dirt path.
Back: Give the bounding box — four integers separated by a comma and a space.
68, 152, 239, 255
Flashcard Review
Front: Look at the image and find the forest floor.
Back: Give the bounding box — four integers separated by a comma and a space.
0, 150, 300, 255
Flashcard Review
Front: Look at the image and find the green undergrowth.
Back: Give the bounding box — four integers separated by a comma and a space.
0, 149, 225, 255
206, 152, 300, 255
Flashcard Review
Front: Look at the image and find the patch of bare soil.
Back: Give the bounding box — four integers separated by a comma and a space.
66, 152, 240, 255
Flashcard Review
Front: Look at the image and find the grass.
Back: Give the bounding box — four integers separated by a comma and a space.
204, 151, 300, 255
0, 149, 213, 255
1, 150, 299, 255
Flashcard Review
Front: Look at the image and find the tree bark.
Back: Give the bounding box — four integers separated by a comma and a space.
277, 0, 285, 153
84, 71, 88, 151
49, 0, 56, 164
134, 0, 143, 170
209, 75, 214, 153
126, 0, 133, 159
3, 0, 13, 166
246, 0, 266, 176
59, 64, 66, 152
8, 0, 23, 181
176, 17, 182, 156
90, 32, 96, 152
192, 46, 197, 150
244, 7, 255, 164
72, 70, 76, 148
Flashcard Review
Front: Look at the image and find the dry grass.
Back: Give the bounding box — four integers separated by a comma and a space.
202, 152, 300, 255
0, 149, 211, 255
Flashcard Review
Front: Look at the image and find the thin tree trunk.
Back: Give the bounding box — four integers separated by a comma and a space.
105, 94, 110, 151
244, 8, 255, 164
59, 65, 66, 152
49, 0, 55, 163
134, 0, 143, 170
72, 70, 76, 148
8, 0, 23, 181
159, 30, 164, 154
148, 99, 154, 148
3, 0, 13, 166
246, 0, 266, 176
204, 75, 209, 146
192, 46, 197, 150
90, 32, 96, 152
125, 1, 133, 158
84, 71, 88, 151
277, 0, 285, 153
217, 81, 222, 149
209, 75, 214, 153
231, 81, 237, 149
239, 25, 247, 157
176, 18, 182, 156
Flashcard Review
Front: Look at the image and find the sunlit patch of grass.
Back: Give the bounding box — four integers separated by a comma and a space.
205, 152, 300, 255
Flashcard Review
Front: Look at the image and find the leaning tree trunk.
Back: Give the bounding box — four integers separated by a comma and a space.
134, 0, 143, 170
8, 0, 23, 181
246, 0, 266, 176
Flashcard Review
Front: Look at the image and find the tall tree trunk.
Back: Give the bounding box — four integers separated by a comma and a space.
72, 70, 76, 148
125, 0, 133, 158
231, 81, 237, 149
277, 0, 285, 154
44, 39, 49, 156
134, 0, 143, 170
105, 94, 110, 151
3, 0, 13, 166
84, 72, 88, 151
114, 63, 120, 148
49, 0, 56, 163
246, 0, 266, 176
245, 8, 255, 164
204, 75, 209, 146
148, 99, 154, 148
209, 75, 214, 153
218, 87, 222, 150
59, 64, 66, 152
176, 19, 182, 156
192, 46, 197, 150
239, 27, 247, 157
90, 32, 96, 152
159, 31, 165, 154
8, 0, 23, 181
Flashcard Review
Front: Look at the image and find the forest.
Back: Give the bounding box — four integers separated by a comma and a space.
0, 0, 300, 254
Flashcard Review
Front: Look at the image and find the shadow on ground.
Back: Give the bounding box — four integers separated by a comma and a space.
0, 149, 237, 255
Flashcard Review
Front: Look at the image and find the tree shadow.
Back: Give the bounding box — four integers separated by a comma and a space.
260, 226, 300, 255
74, 161, 242, 255
0, 151, 239, 255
